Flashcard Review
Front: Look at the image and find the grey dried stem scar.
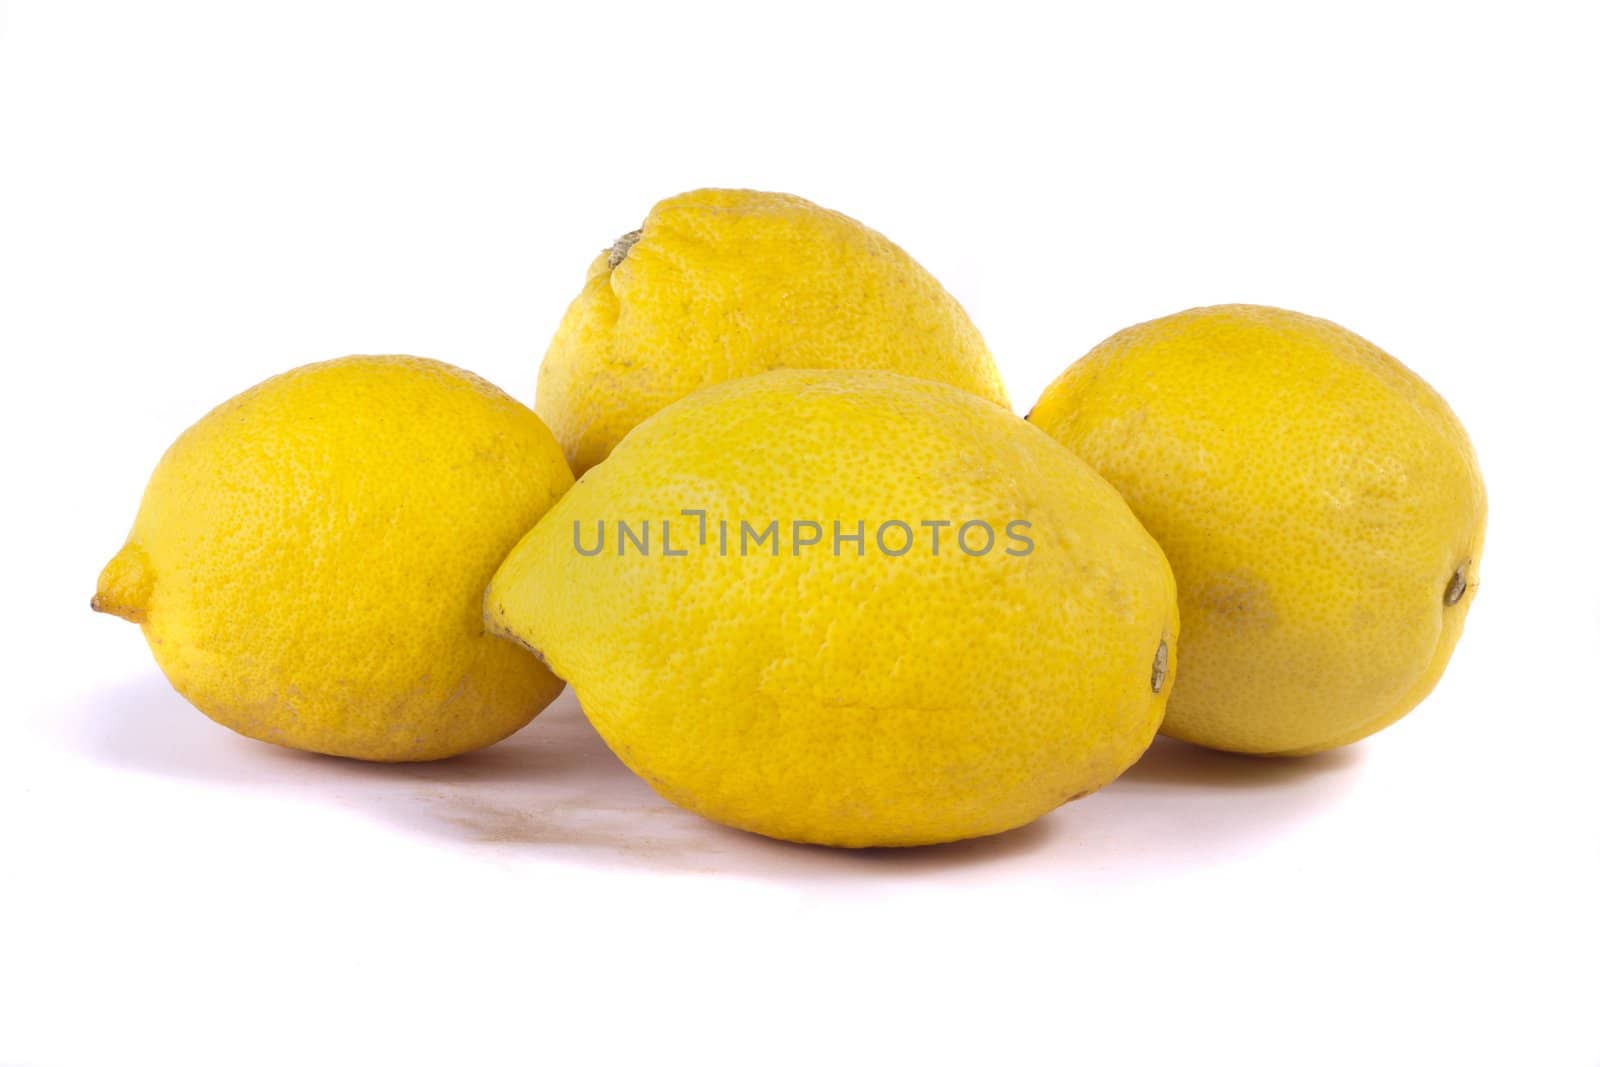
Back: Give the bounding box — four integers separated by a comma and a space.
1444, 562, 1470, 606
1151, 640, 1169, 694
607, 229, 642, 269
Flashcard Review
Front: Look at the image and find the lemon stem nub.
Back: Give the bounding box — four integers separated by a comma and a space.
1151, 640, 1169, 693
607, 229, 642, 269
93, 543, 154, 624
1444, 562, 1469, 606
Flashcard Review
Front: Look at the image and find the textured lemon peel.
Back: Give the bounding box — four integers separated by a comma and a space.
538, 189, 1008, 475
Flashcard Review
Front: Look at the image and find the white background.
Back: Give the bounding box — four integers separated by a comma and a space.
3, 2, 1597, 1064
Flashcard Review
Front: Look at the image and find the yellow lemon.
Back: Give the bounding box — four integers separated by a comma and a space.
536, 188, 1010, 473
487, 369, 1177, 847
1028, 305, 1486, 756
93, 356, 574, 761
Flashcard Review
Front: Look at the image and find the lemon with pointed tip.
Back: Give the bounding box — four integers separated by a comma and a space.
488, 369, 1178, 847
536, 188, 1010, 473
93, 356, 573, 761
1028, 305, 1486, 756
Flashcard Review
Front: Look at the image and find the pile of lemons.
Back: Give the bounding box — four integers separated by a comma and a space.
94, 189, 1485, 848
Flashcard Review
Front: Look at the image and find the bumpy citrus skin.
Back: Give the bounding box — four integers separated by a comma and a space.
488, 370, 1177, 847
94, 356, 574, 761
536, 188, 1010, 473
1029, 305, 1486, 756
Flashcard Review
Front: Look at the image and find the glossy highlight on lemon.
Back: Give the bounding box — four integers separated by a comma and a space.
488, 369, 1178, 847
1029, 305, 1486, 756
94, 356, 574, 761
536, 188, 1010, 473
